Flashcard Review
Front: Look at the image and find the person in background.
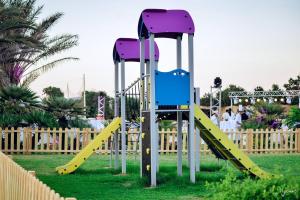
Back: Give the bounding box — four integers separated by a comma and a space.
222, 109, 230, 121
245, 105, 252, 118
228, 108, 235, 120
241, 110, 249, 121
210, 111, 219, 126
235, 110, 242, 129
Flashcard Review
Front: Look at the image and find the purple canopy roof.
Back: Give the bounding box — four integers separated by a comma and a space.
138, 9, 195, 39
113, 38, 159, 63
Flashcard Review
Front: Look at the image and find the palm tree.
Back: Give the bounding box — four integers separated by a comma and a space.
0, 0, 78, 88
43, 97, 84, 128
0, 85, 40, 114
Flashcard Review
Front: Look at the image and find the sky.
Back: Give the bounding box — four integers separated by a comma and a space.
32, 0, 300, 97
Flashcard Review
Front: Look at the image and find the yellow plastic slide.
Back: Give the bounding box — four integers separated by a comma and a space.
194, 105, 273, 179
56, 117, 121, 175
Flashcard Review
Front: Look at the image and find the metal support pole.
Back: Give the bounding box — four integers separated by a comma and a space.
114, 62, 119, 170
121, 59, 126, 174
139, 38, 145, 177
176, 36, 183, 176
146, 62, 150, 110
177, 112, 183, 176
188, 34, 195, 183
210, 86, 213, 118
155, 60, 159, 173
83, 74, 86, 118
149, 34, 157, 186
230, 98, 233, 110
195, 87, 200, 172
219, 88, 222, 124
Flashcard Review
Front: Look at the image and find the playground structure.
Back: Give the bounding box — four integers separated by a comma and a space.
56, 9, 273, 187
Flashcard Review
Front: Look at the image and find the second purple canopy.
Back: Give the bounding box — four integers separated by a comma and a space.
113, 38, 159, 63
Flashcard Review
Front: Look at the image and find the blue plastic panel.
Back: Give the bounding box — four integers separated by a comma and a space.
155, 69, 190, 106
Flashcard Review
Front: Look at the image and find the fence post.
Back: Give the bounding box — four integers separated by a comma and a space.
4, 127, 8, 153
171, 128, 176, 154
28, 171, 36, 177
10, 127, 15, 153
0, 127, 2, 151
247, 129, 253, 154
297, 129, 300, 153
64, 128, 69, 154
59, 128, 62, 153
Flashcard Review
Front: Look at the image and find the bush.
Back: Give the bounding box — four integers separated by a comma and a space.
24, 111, 58, 128
242, 102, 285, 129
0, 114, 22, 127
285, 106, 300, 128
69, 118, 92, 129
242, 118, 268, 129
206, 171, 299, 200
0, 112, 58, 128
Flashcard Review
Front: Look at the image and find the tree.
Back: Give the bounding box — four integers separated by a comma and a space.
283, 75, 300, 90
220, 84, 245, 106
84, 91, 114, 119
43, 86, 64, 98
254, 86, 264, 91
200, 84, 245, 107
0, 85, 40, 114
200, 93, 211, 106
43, 97, 84, 128
283, 75, 300, 105
0, 0, 79, 88
284, 106, 300, 128
0, 85, 58, 128
271, 84, 280, 91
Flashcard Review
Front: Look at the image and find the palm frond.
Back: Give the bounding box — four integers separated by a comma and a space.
22, 57, 79, 86
20, 71, 39, 87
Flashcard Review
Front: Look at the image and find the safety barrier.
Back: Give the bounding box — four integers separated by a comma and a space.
0, 127, 299, 154
0, 151, 75, 200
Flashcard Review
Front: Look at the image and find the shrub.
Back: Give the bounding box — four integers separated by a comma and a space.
24, 111, 59, 128
242, 118, 268, 129
69, 118, 92, 129
285, 106, 300, 128
206, 171, 299, 200
0, 114, 22, 127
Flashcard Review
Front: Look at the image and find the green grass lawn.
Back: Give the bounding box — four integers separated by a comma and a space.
12, 154, 300, 200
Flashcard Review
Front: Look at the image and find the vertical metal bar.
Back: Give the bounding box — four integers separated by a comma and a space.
195, 87, 200, 172
210, 86, 213, 118
176, 35, 183, 176
114, 62, 119, 170
146, 62, 150, 110
155, 58, 159, 172
149, 34, 157, 186
177, 113, 183, 176
188, 34, 195, 183
83, 74, 86, 118
218, 87, 222, 125
139, 38, 145, 177
155, 60, 159, 173
121, 59, 126, 174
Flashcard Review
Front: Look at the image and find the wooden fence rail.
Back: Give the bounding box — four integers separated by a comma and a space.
1, 127, 299, 155
0, 151, 75, 200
